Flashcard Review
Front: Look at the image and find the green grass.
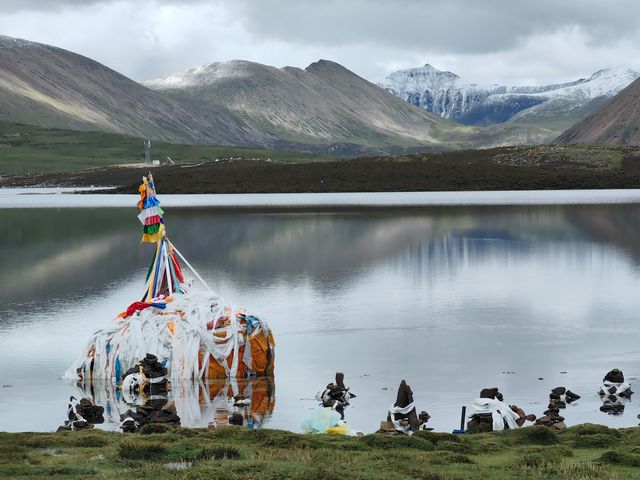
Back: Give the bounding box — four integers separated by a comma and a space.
2, 424, 640, 479
0, 120, 327, 175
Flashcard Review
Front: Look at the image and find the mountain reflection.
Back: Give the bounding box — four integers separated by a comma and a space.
2, 205, 640, 315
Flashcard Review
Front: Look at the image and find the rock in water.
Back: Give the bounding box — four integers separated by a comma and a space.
316, 372, 355, 420
386, 380, 423, 434
58, 396, 105, 432
604, 369, 625, 384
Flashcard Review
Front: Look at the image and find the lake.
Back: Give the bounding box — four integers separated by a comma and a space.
2, 189, 640, 433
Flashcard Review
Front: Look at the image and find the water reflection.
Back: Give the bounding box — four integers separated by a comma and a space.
3, 204, 640, 432
3, 206, 640, 311
69, 376, 276, 430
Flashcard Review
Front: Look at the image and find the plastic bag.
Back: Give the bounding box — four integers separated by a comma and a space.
301, 406, 342, 434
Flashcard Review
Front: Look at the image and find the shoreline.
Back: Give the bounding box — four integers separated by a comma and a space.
3, 188, 640, 209
4, 144, 640, 195
2, 424, 639, 479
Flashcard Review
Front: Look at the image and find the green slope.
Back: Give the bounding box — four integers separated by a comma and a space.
0, 121, 325, 175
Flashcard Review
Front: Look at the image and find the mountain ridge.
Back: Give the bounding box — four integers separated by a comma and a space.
142, 58, 463, 152
556, 77, 640, 145
0, 34, 620, 155
0, 35, 477, 154
379, 64, 640, 128
0, 35, 271, 146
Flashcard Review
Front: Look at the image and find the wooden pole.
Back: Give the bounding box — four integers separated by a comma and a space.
170, 242, 215, 294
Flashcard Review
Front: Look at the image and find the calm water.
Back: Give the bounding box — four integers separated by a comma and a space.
2, 192, 640, 433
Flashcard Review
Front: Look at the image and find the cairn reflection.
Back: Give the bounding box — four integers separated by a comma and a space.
68, 375, 276, 432
599, 369, 633, 415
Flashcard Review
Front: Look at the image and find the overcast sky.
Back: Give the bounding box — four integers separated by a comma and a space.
1, 0, 640, 85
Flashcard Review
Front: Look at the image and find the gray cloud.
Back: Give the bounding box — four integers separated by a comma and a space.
231, 0, 640, 54
1, 0, 106, 12
1, 0, 640, 85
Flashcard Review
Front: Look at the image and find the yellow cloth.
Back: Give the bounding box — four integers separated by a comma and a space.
141, 224, 165, 243
326, 424, 349, 435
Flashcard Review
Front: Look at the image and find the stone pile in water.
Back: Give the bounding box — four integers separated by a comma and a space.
316, 372, 356, 420
120, 399, 180, 433
466, 388, 535, 433
535, 387, 579, 430
121, 353, 169, 395
378, 380, 430, 435
119, 353, 178, 432
57, 396, 105, 431
599, 369, 633, 415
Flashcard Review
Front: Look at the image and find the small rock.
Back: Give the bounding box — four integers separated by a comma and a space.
165, 462, 191, 470
41, 449, 63, 457
90, 454, 105, 461
229, 413, 244, 426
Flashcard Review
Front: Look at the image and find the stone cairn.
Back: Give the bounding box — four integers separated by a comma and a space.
120, 399, 180, 433
467, 388, 535, 433
378, 380, 430, 435
535, 387, 580, 430
121, 353, 169, 396
57, 396, 105, 431
599, 368, 633, 415
316, 372, 356, 420
119, 353, 179, 432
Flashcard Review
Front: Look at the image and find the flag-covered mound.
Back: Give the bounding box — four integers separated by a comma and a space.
64, 174, 274, 382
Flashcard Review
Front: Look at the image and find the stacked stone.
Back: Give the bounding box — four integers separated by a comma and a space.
466, 388, 535, 433
122, 353, 169, 394
57, 397, 105, 432
599, 369, 633, 415
378, 380, 430, 435
467, 388, 502, 433
316, 372, 356, 420
535, 387, 580, 430
120, 399, 180, 433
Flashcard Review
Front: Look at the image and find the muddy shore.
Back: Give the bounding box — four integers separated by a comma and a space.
4, 145, 640, 193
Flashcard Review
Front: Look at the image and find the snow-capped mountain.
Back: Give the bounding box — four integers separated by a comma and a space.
380, 65, 640, 125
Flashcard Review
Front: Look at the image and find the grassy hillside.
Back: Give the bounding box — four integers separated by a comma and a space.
0, 121, 325, 175
557, 77, 640, 145
1, 424, 639, 479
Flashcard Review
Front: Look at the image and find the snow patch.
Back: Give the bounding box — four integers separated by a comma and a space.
379, 65, 640, 124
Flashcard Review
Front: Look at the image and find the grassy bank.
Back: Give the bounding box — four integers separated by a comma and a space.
0, 121, 325, 175
1, 424, 640, 479
5, 121, 640, 192
6, 143, 640, 193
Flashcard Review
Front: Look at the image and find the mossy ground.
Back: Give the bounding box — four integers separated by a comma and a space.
0, 121, 325, 175
1, 424, 639, 479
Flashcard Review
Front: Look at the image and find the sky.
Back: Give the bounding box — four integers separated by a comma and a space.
1, 0, 640, 85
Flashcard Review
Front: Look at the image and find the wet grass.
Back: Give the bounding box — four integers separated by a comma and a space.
1, 424, 640, 479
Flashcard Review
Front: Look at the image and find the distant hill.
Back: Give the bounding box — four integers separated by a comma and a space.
0, 34, 600, 154
143, 59, 477, 154
0, 35, 268, 146
556, 77, 640, 145
379, 64, 639, 138
0, 35, 477, 154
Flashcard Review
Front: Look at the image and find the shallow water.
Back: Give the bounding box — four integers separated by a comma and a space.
2, 191, 640, 433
